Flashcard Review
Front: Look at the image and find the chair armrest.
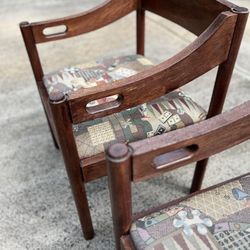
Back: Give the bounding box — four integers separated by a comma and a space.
66, 11, 237, 124
28, 0, 137, 43
129, 101, 250, 181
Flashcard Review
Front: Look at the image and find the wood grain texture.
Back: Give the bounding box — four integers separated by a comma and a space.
191, 6, 249, 193
107, 144, 132, 250
130, 101, 250, 181
142, 0, 236, 35
19, 0, 247, 241
30, 0, 137, 43
81, 154, 106, 182
49, 99, 94, 239
107, 101, 250, 250
68, 11, 237, 124
136, 0, 145, 55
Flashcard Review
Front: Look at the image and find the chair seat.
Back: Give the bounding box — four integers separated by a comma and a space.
130, 175, 250, 250
44, 55, 206, 159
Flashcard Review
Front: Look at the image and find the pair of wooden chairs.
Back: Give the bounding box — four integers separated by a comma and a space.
20, 0, 248, 241
107, 101, 250, 249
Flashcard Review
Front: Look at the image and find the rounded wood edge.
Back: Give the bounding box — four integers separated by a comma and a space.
49, 92, 68, 104
67, 10, 234, 104
106, 143, 131, 161
231, 6, 249, 14
19, 21, 30, 28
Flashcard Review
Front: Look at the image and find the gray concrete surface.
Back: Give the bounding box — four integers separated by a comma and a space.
0, 0, 249, 249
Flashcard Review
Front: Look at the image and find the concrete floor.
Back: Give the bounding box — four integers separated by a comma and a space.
0, 0, 249, 249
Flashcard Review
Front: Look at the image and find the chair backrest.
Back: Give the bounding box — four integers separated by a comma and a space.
68, 10, 238, 123
106, 101, 250, 249
142, 0, 236, 35
65, 2, 248, 124
20, 0, 248, 124
20, 0, 137, 83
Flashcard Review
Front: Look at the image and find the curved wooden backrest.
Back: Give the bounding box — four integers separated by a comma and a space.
107, 101, 250, 249
68, 11, 237, 124
129, 100, 250, 181
143, 0, 235, 35
31, 0, 137, 43
29, 0, 236, 43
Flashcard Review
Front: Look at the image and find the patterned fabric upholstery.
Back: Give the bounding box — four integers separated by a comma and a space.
130, 175, 250, 250
44, 55, 154, 101
44, 55, 206, 159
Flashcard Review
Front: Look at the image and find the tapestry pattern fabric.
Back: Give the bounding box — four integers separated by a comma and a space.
43, 55, 207, 158
130, 175, 250, 250
73, 89, 206, 158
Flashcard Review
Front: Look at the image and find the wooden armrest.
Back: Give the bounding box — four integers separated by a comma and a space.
129, 101, 250, 181
67, 11, 237, 124
26, 0, 137, 43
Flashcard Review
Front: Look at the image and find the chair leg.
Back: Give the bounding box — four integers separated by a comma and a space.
190, 158, 209, 193
70, 178, 94, 240
49, 98, 94, 240
47, 118, 59, 149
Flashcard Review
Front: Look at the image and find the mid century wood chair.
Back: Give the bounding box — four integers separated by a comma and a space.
107, 101, 250, 249
20, 0, 248, 240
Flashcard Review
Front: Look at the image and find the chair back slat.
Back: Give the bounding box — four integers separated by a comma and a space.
30, 0, 137, 43
143, 0, 235, 35
129, 101, 250, 181
68, 12, 237, 124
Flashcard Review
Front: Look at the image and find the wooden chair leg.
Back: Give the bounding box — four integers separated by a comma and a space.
107, 144, 132, 250
190, 7, 248, 194
49, 95, 94, 240
136, 1, 145, 55
190, 158, 208, 193
70, 178, 94, 240
46, 114, 59, 149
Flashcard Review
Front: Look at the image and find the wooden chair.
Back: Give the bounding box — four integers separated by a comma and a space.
19, 0, 248, 240
107, 101, 250, 249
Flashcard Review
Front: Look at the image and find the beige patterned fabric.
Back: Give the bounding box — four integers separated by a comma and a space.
73, 89, 206, 158
43, 55, 207, 159
181, 181, 245, 221
43, 55, 153, 102
130, 175, 250, 250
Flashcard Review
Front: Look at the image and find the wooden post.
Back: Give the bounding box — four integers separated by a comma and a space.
107, 143, 132, 250
49, 93, 94, 240
190, 6, 249, 193
19, 22, 59, 149
136, 0, 145, 55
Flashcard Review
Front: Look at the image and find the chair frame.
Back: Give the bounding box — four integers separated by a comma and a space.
20, 0, 248, 240
106, 101, 250, 249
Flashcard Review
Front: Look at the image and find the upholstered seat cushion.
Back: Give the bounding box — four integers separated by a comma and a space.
44, 55, 154, 101
44, 55, 206, 159
130, 175, 250, 250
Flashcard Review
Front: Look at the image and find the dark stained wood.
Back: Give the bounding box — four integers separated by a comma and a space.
81, 153, 107, 182
142, 0, 235, 35
19, 22, 44, 82
130, 101, 250, 181
20, 0, 247, 241
20, 22, 59, 148
190, 158, 209, 193
107, 101, 250, 249
191, 6, 249, 193
31, 0, 137, 43
49, 97, 94, 240
136, 0, 145, 55
120, 235, 136, 250
107, 143, 133, 250
68, 12, 237, 124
